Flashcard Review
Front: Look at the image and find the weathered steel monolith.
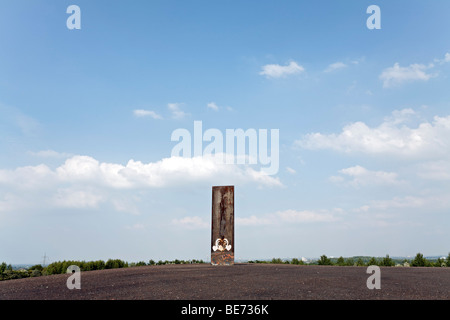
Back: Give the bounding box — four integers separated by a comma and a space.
211, 186, 234, 265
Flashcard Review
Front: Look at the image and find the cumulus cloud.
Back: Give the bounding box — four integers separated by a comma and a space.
384, 108, 416, 125
379, 63, 436, 87
207, 102, 219, 111
416, 160, 450, 180
330, 165, 401, 187
296, 109, 450, 158
0, 154, 281, 199
133, 109, 163, 119
0, 154, 281, 214
52, 188, 104, 208
55, 155, 282, 188
445, 53, 450, 62
259, 61, 304, 78
0, 164, 56, 189
171, 216, 208, 229
324, 62, 347, 73
434, 52, 450, 64
276, 209, 338, 223
168, 103, 188, 119
236, 215, 274, 226
354, 194, 450, 213
237, 209, 339, 226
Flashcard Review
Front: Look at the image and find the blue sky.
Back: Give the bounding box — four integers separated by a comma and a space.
1, 0, 450, 264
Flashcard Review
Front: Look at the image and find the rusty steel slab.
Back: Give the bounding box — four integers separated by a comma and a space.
211, 186, 234, 266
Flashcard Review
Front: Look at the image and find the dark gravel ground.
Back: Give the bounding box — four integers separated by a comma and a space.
0, 264, 449, 300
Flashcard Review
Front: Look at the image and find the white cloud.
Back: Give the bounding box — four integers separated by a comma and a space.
133, 109, 163, 119
168, 103, 188, 119
434, 52, 450, 64
331, 165, 401, 187
296, 109, 450, 158
369, 196, 427, 210
379, 63, 436, 88
56, 156, 131, 188
259, 61, 305, 79
236, 215, 274, 226
385, 108, 416, 125
52, 188, 104, 209
342, 193, 450, 230
0, 154, 282, 214
56, 155, 282, 188
0, 154, 282, 191
239, 193, 450, 230
0, 164, 56, 189
324, 62, 347, 73
172, 216, 208, 229
237, 209, 339, 226
276, 209, 338, 223
445, 53, 450, 62
351, 57, 365, 65
354, 194, 450, 213
416, 160, 450, 180
286, 167, 296, 174
207, 102, 219, 111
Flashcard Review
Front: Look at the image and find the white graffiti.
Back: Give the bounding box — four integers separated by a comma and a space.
212, 238, 232, 252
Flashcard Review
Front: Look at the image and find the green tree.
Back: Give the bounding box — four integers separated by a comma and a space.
381, 255, 395, 267
434, 258, 445, 267
356, 258, 365, 266
30, 269, 42, 277
0, 262, 7, 273
29, 264, 44, 271
367, 257, 378, 266
95, 260, 106, 270
318, 255, 333, 265
336, 256, 346, 266
105, 259, 127, 269
411, 253, 427, 267
291, 258, 304, 265
270, 258, 283, 264
446, 253, 450, 267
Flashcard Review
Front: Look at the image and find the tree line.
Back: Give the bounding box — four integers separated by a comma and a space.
248, 253, 450, 267
0, 259, 206, 282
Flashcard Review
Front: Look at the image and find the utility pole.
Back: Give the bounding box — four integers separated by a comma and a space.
42, 253, 49, 266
